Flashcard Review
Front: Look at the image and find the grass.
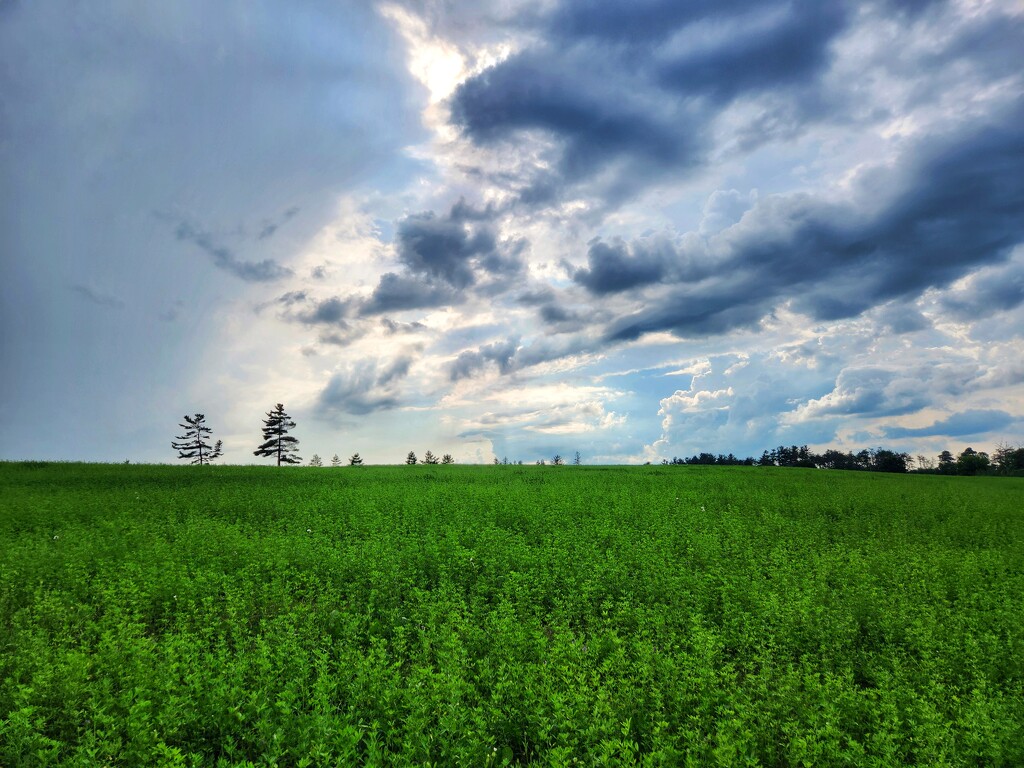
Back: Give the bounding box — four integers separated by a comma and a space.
1, 462, 1022, 766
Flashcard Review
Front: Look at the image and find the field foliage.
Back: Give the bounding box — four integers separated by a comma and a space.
1, 463, 1022, 766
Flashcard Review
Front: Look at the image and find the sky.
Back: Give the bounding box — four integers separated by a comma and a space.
1, 0, 1022, 465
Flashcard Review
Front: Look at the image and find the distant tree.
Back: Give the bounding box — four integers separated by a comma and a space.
871, 449, 909, 473
441, 454, 454, 464
573, 451, 582, 466
853, 449, 872, 471
817, 449, 845, 470
993, 442, 1024, 475
956, 447, 989, 476
423, 450, 439, 465
493, 456, 500, 465
308, 454, 323, 467
172, 413, 221, 465
536, 459, 546, 465
349, 453, 363, 466
937, 450, 956, 475
406, 451, 418, 465
916, 454, 934, 472
253, 403, 301, 466
552, 454, 564, 466
331, 454, 342, 467
687, 452, 717, 466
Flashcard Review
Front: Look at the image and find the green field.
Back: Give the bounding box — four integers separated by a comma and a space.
1, 463, 1022, 766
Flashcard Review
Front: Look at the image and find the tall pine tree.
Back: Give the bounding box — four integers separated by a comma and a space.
172, 414, 222, 465
254, 403, 302, 465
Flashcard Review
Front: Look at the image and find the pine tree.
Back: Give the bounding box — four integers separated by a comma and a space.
423, 450, 439, 464
406, 451, 418, 465
308, 454, 323, 467
573, 451, 582, 465
441, 454, 454, 464
349, 453, 363, 466
253, 403, 302, 466
172, 413, 221, 465
331, 454, 342, 467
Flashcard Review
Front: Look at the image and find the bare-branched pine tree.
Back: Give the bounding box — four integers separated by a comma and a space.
308, 454, 323, 467
172, 414, 222, 465
254, 403, 302, 466
331, 454, 342, 467
441, 454, 454, 464
552, 454, 564, 466
406, 451, 418, 465
423, 450, 439, 464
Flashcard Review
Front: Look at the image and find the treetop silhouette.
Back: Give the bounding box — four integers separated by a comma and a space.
172, 413, 222, 465
254, 403, 301, 466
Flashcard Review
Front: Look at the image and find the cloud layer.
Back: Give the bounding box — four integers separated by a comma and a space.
3, 0, 1022, 463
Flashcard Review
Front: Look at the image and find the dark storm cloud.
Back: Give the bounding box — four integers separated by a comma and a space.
378, 355, 414, 386
70, 284, 125, 310
537, 299, 601, 334
317, 355, 416, 415
451, 49, 697, 200
448, 333, 596, 381
277, 201, 526, 322
395, 200, 509, 288
572, 238, 668, 294
883, 410, 1013, 439
450, 1, 847, 202
271, 291, 355, 330
298, 297, 352, 325
655, 3, 847, 104
939, 257, 1024, 320
448, 338, 520, 381
349, 201, 527, 316
539, 304, 573, 323
546, 0, 760, 42
174, 222, 293, 282
605, 107, 1024, 340
360, 273, 462, 316
279, 275, 461, 328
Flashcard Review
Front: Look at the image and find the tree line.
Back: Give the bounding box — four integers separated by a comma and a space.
659, 444, 1024, 476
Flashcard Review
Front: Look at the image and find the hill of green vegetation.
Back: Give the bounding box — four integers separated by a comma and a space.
1, 463, 1021, 766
